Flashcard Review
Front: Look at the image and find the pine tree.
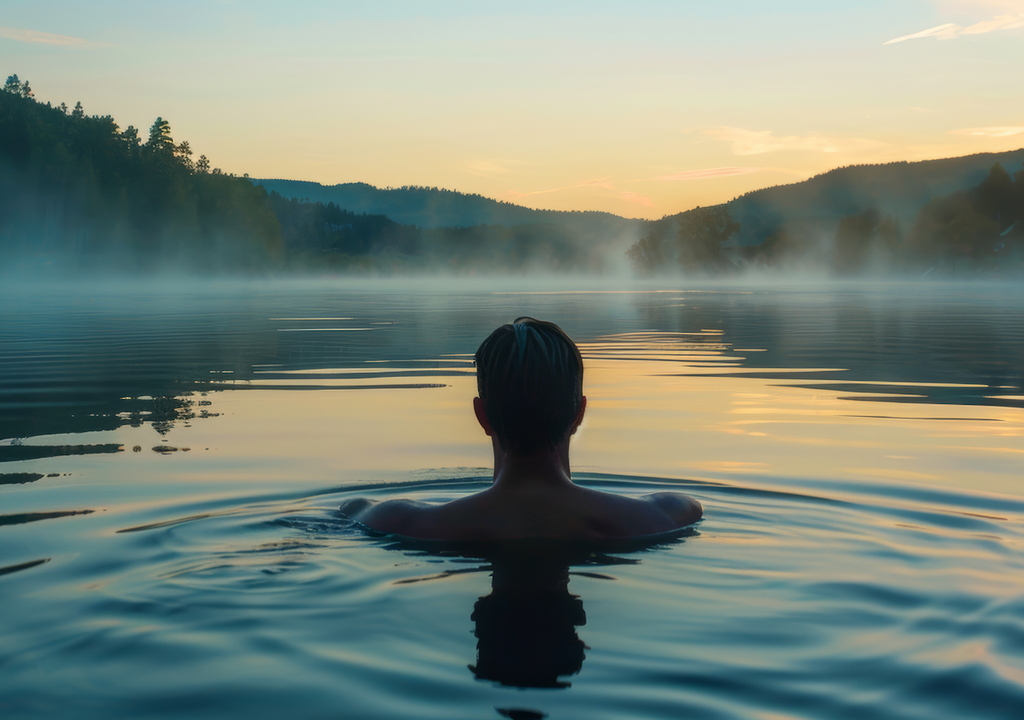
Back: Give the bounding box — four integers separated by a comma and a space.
147, 117, 174, 154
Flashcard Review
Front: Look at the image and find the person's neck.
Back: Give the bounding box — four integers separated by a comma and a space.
490, 437, 573, 489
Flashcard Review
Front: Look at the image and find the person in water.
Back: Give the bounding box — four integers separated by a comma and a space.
340, 317, 702, 540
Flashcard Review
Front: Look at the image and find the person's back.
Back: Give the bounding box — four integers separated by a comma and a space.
341, 317, 702, 541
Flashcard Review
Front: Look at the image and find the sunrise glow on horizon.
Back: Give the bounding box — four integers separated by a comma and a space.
2, 0, 1022, 219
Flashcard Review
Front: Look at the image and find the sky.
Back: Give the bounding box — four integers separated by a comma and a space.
2, 0, 1022, 219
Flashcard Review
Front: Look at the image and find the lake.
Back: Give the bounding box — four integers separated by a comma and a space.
1, 277, 1023, 719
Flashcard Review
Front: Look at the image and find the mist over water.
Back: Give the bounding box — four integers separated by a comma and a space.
2, 277, 1022, 719
3, 275, 1021, 467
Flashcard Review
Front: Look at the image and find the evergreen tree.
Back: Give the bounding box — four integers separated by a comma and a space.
175, 140, 194, 171
147, 117, 174, 154
123, 125, 140, 150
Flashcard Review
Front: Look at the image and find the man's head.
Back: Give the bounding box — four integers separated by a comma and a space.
474, 317, 584, 455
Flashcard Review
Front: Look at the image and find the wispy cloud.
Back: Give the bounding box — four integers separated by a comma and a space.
655, 167, 761, 181
884, 12, 1024, 43
507, 178, 653, 208
949, 126, 1024, 137
884, 23, 961, 43
704, 127, 845, 155
0, 26, 98, 47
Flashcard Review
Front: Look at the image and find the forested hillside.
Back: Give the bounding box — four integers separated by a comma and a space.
0, 75, 281, 273
727, 150, 1024, 248
254, 178, 641, 232
257, 178, 642, 270
628, 161, 1024, 276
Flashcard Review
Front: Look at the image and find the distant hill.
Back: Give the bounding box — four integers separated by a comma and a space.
258, 151, 1024, 251
725, 149, 1024, 246
253, 179, 645, 271
251, 179, 642, 234
629, 153, 1024, 276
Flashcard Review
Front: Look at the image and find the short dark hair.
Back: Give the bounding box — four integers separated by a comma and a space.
474, 317, 583, 454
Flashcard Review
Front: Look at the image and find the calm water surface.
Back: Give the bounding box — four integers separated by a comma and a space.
1, 278, 1023, 719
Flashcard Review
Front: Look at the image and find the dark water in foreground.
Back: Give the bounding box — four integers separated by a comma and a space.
1, 279, 1023, 719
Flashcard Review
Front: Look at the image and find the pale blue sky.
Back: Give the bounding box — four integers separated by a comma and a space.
2, 0, 1021, 217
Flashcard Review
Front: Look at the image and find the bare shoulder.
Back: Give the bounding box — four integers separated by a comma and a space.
339, 497, 431, 535
340, 491, 504, 540
641, 491, 703, 528
339, 488, 701, 540
572, 486, 701, 536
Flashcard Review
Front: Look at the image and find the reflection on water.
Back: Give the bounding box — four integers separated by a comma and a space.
470, 555, 588, 689
1, 279, 1023, 719
389, 538, 682, 690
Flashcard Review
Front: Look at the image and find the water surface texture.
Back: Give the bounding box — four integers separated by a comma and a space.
1, 279, 1022, 719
